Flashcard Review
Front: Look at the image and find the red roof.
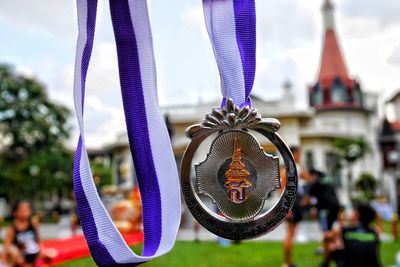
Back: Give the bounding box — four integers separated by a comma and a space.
318, 29, 351, 87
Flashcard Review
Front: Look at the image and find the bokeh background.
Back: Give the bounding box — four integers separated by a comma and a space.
0, 0, 399, 266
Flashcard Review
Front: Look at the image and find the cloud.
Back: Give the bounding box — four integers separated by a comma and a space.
257, 0, 318, 49
253, 57, 308, 105
63, 42, 126, 148
387, 43, 400, 67
0, 0, 76, 40
3, 0, 400, 148
80, 104, 126, 149
87, 43, 120, 93
180, 4, 208, 39
339, 17, 380, 39
340, 0, 400, 29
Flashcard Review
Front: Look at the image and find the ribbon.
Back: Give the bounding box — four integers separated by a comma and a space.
73, 0, 181, 266
203, 0, 256, 108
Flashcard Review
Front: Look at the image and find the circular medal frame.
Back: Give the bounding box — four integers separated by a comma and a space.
180, 100, 298, 240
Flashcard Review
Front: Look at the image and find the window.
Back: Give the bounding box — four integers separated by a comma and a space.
331, 78, 346, 104
306, 150, 314, 171
353, 84, 363, 106
325, 152, 341, 187
312, 84, 323, 106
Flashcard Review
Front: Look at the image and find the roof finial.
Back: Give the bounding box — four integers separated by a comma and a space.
322, 0, 335, 30
317, 0, 349, 82
283, 80, 292, 91
324, 0, 332, 8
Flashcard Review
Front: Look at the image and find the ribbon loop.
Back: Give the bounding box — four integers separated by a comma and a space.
203, 0, 256, 107
73, 0, 181, 266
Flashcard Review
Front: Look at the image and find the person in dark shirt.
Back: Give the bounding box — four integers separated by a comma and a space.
308, 170, 340, 232
323, 203, 381, 267
4, 201, 40, 267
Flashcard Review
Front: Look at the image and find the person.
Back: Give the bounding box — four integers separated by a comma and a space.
193, 220, 201, 242
0, 251, 7, 267
323, 203, 381, 267
281, 146, 311, 267
4, 201, 40, 267
307, 170, 340, 232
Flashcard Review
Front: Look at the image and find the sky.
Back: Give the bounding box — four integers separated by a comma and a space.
0, 0, 399, 149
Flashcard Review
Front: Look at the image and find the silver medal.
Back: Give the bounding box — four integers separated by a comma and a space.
181, 99, 298, 240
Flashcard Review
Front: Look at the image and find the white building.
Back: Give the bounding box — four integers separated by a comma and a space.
98, 0, 382, 210
380, 91, 400, 215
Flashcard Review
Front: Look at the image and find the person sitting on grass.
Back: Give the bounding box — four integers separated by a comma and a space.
322, 203, 381, 267
4, 201, 40, 267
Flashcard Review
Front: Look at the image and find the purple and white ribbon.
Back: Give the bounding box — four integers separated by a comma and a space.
203, 0, 256, 107
73, 0, 180, 266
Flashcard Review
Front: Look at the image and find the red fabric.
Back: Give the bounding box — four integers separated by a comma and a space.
392, 121, 400, 131
36, 232, 143, 266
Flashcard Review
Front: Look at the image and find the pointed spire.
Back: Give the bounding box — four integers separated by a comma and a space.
318, 0, 350, 83
310, 0, 365, 110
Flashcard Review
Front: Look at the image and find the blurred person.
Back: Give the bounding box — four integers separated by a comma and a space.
4, 201, 40, 267
371, 196, 399, 241
0, 216, 4, 236
70, 193, 80, 237
322, 203, 381, 267
392, 213, 398, 241
193, 220, 200, 242
281, 146, 311, 267
0, 250, 7, 267
70, 212, 79, 237
307, 170, 340, 232
0, 216, 7, 267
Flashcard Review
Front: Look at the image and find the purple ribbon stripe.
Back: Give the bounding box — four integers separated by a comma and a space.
73, 0, 180, 266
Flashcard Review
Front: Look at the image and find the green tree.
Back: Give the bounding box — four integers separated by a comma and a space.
91, 157, 112, 187
332, 137, 370, 167
332, 137, 370, 201
355, 173, 378, 201
0, 64, 73, 204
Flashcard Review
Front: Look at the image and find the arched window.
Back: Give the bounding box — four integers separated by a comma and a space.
331, 78, 346, 104
311, 83, 323, 106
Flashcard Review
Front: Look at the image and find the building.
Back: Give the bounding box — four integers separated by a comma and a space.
95, 0, 382, 211
380, 90, 400, 215
304, 0, 381, 206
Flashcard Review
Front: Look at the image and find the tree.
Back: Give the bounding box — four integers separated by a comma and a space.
91, 156, 112, 187
355, 173, 378, 201
332, 137, 370, 167
0, 64, 73, 204
332, 137, 370, 202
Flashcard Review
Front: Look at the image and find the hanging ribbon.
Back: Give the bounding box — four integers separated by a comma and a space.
73, 0, 181, 266
203, 0, 256, 108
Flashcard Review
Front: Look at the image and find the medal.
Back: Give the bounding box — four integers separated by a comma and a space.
180, 0, 298, 240
181, 99, 298, 239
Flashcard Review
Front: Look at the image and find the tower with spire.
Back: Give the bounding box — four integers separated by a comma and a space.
225, 138, 252, 204
309, 0, 364, 110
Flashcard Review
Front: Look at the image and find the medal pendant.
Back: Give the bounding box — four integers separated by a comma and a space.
181, 99, 298, 240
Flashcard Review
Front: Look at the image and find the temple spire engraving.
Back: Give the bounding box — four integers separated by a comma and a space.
224, 138, 252, 204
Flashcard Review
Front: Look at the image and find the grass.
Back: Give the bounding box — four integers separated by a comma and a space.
56, 240, 399, 267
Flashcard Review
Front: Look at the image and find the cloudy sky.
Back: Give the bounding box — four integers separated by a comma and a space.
0, 0, 399, 148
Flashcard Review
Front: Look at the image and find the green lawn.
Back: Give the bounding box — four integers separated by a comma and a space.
56, 240, 399, 267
